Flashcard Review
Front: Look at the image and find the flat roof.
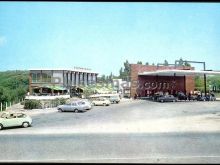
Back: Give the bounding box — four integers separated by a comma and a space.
138, 69, 220, 76
29, 68, 98, 74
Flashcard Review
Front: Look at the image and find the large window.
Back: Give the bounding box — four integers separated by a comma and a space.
31, 71, 52, 83
31, 73, 41, 83
42, 71, 52, 83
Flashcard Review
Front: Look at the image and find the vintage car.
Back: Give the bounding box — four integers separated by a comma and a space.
157, 95, 178, 103
0, 112, 32, 130
91, 97, 111, 106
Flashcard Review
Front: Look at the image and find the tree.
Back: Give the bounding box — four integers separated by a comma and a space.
177, 57, 184, 66
137, 61, 142, 64
124, 60, 130, 75
184, 61, 191, 67
164, 60, 169, 66
152, 63, 155, 66
119, 60, 131, 81
108, 72, 113, 83
145, 62, 149, 65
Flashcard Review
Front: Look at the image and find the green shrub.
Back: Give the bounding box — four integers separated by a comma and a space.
24, 99, 42, 109
52, 98, 67, 107
59, 98, 66, 105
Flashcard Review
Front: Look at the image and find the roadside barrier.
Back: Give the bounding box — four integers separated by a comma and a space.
0, 98, 24, 112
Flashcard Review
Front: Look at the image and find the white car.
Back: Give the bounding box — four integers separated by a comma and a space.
0, 112, 32, 130
92, 98, 111, 106
57, 100, 92, 112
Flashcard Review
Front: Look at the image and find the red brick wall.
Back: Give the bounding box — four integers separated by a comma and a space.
130, 64, 195, 98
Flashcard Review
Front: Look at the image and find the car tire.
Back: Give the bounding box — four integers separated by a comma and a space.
0, 124, 3, 130
22, 122, 29, 128
74, 109, 78, 113
58, 108, 63, 112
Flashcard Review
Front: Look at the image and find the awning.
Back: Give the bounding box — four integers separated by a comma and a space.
37, 85, 67, 90
138, 69, 220, 76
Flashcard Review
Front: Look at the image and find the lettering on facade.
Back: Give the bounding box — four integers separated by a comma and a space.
144, 81, 176, 90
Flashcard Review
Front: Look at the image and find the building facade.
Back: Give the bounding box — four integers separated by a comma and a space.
130, 64, 195, 98
29, 67, 98, 95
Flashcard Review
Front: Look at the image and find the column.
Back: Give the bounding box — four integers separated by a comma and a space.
91, 73, 96, 85
75, 72, 79, 86
84, 73, 87, 86
88, 73, 91, 85
71, 72, 75, 86
79, 72, 83, 86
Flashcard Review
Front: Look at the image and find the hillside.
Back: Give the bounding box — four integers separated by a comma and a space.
0, 70, 29, 104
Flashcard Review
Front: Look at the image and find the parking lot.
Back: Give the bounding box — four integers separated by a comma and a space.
1, 98, 220, 134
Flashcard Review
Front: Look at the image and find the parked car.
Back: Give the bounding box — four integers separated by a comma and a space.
92, 97, 111, 106
157, 95, 177, 103
188, 94, 197, 101
78, 99, 93, 110
57, 100, 92, 112
176, 92, 188, 101
196, 95, 207, 101
151, 92, 163, 101
108, 95, 120, 104
197, 93, 216, 101
0, 112, 32, 130
206, 93, 216, 101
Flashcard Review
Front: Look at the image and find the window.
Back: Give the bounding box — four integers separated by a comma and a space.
72, 103, 77, 106
31, 73, 41, 83
42, 71, 52, 83
16, 113, 26, 118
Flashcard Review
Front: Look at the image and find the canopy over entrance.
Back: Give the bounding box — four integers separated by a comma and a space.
138, 69, 220, 76
138, 69, 220, 97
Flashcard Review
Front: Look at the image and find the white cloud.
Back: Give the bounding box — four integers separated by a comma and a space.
0, 36, 7, 46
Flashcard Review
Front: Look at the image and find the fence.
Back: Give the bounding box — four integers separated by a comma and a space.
0, 98, 25, 112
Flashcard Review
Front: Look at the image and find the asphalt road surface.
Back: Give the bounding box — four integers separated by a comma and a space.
1, 99, 220, 163
0, 132, 220, 163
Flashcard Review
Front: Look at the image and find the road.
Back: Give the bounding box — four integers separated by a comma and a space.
0, 132, 220, 163
0, 99, 220, 163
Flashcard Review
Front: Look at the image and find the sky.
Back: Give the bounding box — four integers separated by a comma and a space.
0, 2, 220, 76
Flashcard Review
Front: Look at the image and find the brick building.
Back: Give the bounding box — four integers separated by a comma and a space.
130, 64, 195, 98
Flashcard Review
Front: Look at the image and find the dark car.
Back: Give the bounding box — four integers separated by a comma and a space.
151, 93, 163, 101
196, 94, 216, 101
157, 95, 177, 103
188, 95, 197, 101
176, 92, 188, 101
205, 93, 216, 101
196, 95, 207, 101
